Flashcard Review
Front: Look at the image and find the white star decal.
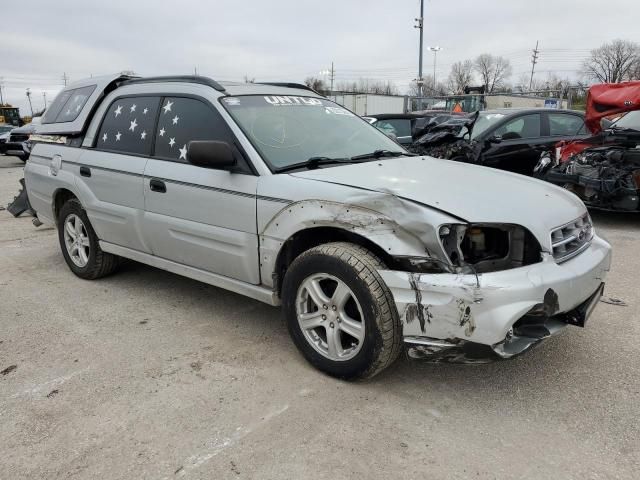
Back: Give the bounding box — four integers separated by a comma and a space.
172, 115, 179, 125
115, 132, 122, 141
143, 108, 148, 115
115, 105, 122, 117
102, 133, 108, 142
129, 119, 138, 132
179, 144, 187, 160
141, 131, 147, 140
163, 101, 173, 114
159, 128, 165, 137
169, 137, 176, 148
130, 104, 136, 113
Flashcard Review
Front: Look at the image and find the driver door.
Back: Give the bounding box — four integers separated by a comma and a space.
481, 113, 544, 176
142, 96, 260, 284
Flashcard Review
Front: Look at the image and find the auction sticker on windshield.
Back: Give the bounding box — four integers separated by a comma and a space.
264, 96, 323, 106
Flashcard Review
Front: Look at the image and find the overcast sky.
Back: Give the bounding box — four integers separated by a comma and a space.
2, 0, 639, 115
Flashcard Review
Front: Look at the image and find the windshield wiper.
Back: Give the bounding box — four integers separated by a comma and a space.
273, 156, 353, 173
349, 149, 415, 161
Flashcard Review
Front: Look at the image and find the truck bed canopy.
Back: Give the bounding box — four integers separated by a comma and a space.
37, 73, 136, 136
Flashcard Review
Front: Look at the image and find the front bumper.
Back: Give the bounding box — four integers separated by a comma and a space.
4, 141, 29, 158
378, 235, 612, 358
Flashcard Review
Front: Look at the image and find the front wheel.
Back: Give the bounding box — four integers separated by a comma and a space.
282, 242, 402, 379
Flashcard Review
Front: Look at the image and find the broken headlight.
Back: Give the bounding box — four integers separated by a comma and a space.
438, 223, 542, 273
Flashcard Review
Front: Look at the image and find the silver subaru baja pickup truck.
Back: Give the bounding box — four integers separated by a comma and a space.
24, 74, 612, 379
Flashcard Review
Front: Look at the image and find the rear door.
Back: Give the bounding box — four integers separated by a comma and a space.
142, 96, 260, 284
74, 95, 161, 253
546, 112, 588, 141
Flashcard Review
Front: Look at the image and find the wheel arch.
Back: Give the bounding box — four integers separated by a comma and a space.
260, 199, 429, 296
53, 187, 80, 224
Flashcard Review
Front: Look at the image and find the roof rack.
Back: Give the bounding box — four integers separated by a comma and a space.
122, 75, 226, 92
256, 82, 319, 94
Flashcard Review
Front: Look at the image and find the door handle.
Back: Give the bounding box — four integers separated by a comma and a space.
79, 166, 91, 177
149, 178, 167, 193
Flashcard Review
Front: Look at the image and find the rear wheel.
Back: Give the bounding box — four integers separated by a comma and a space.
58, 199, 120, 279
282, 242, 402, 379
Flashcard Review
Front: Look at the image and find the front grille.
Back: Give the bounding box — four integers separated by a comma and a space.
551, 213, 593, 263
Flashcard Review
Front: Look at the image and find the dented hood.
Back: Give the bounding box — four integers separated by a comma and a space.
291, 156, 586, 245
585, 81, 640, 134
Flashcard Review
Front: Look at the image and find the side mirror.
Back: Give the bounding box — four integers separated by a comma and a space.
601, 118, 613, 130
187, 140, 236, 169
488, 134, 503, 144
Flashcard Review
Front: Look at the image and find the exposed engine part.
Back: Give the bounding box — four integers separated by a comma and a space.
439, 224, 541, 273
544, 145, 640, 211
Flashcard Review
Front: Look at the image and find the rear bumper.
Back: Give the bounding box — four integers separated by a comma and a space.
378, 235, 612, 357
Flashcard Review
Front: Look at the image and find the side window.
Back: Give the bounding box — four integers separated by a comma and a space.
495, 114, 541, 139
549, 113, 587, 136
154, 97, 235, 162
97, 96, 161, 156
374, 119, 411, 138
42, 85, 97, 124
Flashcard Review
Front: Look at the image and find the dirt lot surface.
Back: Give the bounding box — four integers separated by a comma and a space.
1, 155, 639, 479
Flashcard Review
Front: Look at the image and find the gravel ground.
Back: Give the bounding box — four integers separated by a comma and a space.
1, 155, 639, 479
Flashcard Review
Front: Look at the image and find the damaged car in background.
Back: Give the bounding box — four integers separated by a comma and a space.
24, 74, 611, 379
408, 108, 588, 176
536, 81, 640, 211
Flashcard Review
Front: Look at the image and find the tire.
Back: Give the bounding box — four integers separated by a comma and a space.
282, 242, 402, 379
57, 199, 120, 279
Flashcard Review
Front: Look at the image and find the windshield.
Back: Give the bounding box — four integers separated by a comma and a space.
221, 95, 405, 170
611, 110, 640, 131
469, 112, 506, 140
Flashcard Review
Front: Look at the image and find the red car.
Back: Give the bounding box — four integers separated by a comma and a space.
537, 81, 640, 211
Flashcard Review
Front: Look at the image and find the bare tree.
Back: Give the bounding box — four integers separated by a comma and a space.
408, 76, 447, 97
473, 54, 512, 93
447, 60, 474, 94
582, 39, 640, 83
304, 77, 327, 94
334, 78, 399, 95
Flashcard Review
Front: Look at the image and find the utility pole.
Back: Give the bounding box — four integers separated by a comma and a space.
414, 0, 425, 99
0, 77, 4, 105
42, 91, 47, 109
319, 62, 336, 97
329, 62, 335, 95
529, 41, 539, 91
26, 88, 34, 116
62, 72, 69, 86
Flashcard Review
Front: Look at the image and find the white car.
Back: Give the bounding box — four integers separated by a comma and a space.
24, 74, 612, 379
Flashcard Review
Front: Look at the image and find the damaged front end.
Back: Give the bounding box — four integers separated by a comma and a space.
539, 142, 640, 212
379, 220, 611, 362
406, 113, 482, 163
